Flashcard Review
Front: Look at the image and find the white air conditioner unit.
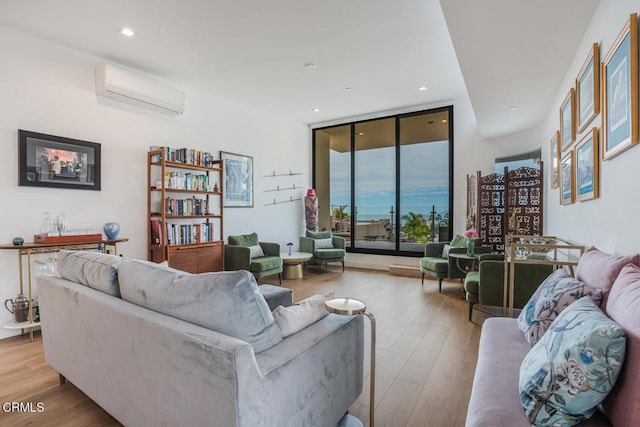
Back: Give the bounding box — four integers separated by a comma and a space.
95, 63, 185, 116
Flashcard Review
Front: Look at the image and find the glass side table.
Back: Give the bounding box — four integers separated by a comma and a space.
325, 297, 376, 427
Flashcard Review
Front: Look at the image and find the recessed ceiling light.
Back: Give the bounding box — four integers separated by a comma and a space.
345, 87, 353, 91
509, 105, 520, 111
119, 27, 135, 37
312, 108, 320, 112
304, 63, 317, 69
418, 86, 428, 91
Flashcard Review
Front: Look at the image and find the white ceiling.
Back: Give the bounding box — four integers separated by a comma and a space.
0, 0, 599, 139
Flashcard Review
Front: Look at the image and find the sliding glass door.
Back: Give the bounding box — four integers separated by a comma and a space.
313, 106, 453, 256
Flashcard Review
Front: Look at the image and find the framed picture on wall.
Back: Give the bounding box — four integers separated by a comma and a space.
18, 129, 101, 191
560, 88, 576, 150
576, 43, 600, 133
560, 150, 574, 205
602, 13, 638, 160
575, 127, 599, 202
220, 151, 254, 207
550, 130, 560, 189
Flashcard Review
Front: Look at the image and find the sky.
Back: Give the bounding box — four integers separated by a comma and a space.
329, 140, 449, 221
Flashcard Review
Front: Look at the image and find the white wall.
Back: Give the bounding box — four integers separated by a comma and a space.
490, 0, 640, 256
0, 27, 309, 338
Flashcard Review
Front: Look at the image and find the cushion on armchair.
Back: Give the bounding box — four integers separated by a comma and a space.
306, 230, 332, 240
228, 232, 260, 247
314, 238, 334, 249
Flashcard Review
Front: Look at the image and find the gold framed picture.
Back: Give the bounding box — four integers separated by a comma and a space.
560, 88, 576, 150
576, 43, 600, 134
602, 13, 639, 160
550, 131, 560, 189
574, 128, 599, 202
560, 150, 574, 205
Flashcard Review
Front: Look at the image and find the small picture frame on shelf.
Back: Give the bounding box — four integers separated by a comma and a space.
576, 43, 600, 133
18, 129, 101, 191
220, 151, 254, 207
550, 131, 560, 189
602, 13, 639, 160
560, 150, 574, 205
575, 128, 599, 202
560, 88, 576, 150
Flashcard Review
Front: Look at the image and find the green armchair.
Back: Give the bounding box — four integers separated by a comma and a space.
299, 230, 346, 272
463, 253, 553, 321
224, 232, 283, 284
420, 236, 488, 292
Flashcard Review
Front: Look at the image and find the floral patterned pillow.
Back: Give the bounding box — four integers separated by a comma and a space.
519, 297, 626, 426
517, 268, 603, 346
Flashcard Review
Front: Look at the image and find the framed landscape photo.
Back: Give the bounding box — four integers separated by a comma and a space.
550, 131, 560, 189
602, 13, 638, 160
576, 43, 600, 133
220, 151, 254, 207
575, 127, 599, 202
560, 150, 574, 205
18, 129, 101, 190
560, 88, 576, 150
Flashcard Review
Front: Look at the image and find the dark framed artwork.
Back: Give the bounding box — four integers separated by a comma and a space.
576, 43, 600, 133
560, 88, 576, 150
220, 151, 254, 207
602, 13, 638, 160
560, 150, 574, 205
550, 130, 560, 189
575, 127, 599, 202
18, 130, 101, 190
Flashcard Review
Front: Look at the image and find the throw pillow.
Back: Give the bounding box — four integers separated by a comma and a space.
601, 263, 640, 425
249, 244, 265, 258
314, 238, 334, 249
519, 297, 626, 426
441, 244, 453, 258
57, 250, 122, 297
228, 232, 260, 247
118, 259, 282, 353
576, 247, 640, 297
517, 268, 604, 346
449, 234, 467, 248
306, 230, 332, 240
272, 292, 335, 338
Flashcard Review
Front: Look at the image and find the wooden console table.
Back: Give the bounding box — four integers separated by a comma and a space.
0, 237, 128, 341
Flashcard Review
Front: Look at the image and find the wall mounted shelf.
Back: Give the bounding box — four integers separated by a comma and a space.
265, 196, 303, 206
264, 171, 302, 177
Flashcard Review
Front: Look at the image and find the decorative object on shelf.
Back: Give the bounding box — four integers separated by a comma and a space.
464, 229, 478, 256
12, 237, 24, 246
305, 189, 319, 232
602, 13, 638, 160
576, 43, 600, 133
560, 88, 576, 150
213, 182, 219, 192
40, 211, 54, 235
560, 150, 575, 205
18, 129, 101, 191
325, 297, 376, 427
220, 151, 253, 207
550, 131, 560, 189
287, 242, 293, 256
103, 222, 121, 240
53, 213, 67, 236
4, 293, 30, 323
575, 128, 599, 202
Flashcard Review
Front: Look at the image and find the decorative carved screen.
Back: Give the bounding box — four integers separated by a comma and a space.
477, 172, 505, 253
504, 165, 543, 237
466, 174, 477, 230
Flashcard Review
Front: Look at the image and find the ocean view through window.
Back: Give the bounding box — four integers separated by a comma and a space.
313, 107, 453, 256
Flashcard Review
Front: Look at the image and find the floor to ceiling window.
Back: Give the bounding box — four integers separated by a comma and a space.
313, 106, 453, 256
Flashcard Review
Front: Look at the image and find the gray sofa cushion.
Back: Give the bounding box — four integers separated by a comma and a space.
57, 250, 122, 297
118, 258, 282, 353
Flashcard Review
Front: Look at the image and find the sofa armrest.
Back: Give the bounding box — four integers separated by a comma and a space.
425, 242, 447, 257
260, 241, 280, 257
299, 236, 315, 253
332, 236, 346, 249
224, 245, 251, 271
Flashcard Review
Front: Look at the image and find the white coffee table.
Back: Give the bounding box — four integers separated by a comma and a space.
280, 251, 313, 279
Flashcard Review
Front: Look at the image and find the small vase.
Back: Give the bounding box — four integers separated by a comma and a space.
103, 222, 121, 240
467, 238, 475, 257
288, 246, 292, 256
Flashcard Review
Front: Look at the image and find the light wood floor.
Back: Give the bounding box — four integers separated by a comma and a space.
0, 267, 491, 427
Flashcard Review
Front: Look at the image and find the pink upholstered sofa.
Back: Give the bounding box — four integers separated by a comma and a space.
466, 248, 640, 426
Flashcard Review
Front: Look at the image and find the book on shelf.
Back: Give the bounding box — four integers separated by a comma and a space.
149, 145, 216, 168
150, 220, 163, 245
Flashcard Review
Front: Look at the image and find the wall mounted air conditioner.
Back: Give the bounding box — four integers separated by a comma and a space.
95, 63, 185, 116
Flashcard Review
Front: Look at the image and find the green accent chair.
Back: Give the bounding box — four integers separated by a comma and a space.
420, 235, 488, 292
464, 253, 553, 321
299, 230, 346, 272
225, 232, 283, 284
